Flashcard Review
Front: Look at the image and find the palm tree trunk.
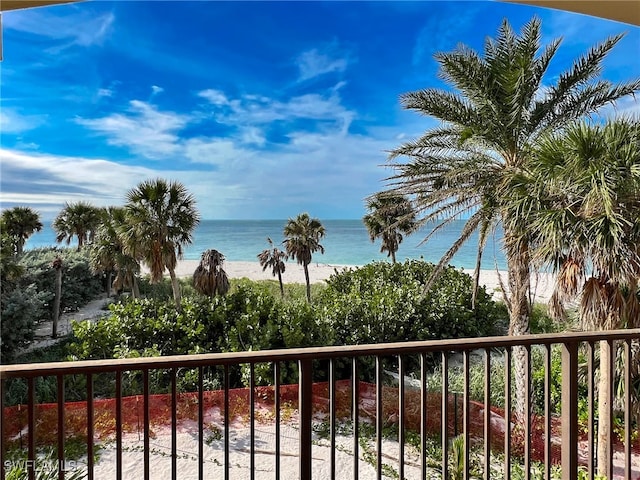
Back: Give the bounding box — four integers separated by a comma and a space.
277, 271, 285, 298
391, 250, 397, 263
505, 233, 532, 422
303, 263, 311, 303
169, 267, 182, 311
597, 340, 612, 475
132, 275, 140, 299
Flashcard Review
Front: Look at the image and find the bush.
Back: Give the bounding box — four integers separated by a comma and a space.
17, 247, 103, 316
318, 260, 507, 346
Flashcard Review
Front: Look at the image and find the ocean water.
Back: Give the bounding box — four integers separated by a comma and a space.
25, 219, 507, 270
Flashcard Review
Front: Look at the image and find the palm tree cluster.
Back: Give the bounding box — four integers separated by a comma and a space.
383, 16, 639, 469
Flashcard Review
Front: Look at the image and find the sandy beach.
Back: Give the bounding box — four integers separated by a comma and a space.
150, 260, 556, 304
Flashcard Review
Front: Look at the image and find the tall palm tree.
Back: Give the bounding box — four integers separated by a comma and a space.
121, 179, 200, 308
258, 237, 288, 297
521, 118, 640, 473
52, 202, 103, 250
385, 17, 640, 418
283, 213, 325, 302
363, 193, 417, 263
90, 207, 141, 298
1, 206, 43, 255
193, 249, 230, 297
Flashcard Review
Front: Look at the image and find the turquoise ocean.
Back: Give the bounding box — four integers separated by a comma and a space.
25, 219, 507, 270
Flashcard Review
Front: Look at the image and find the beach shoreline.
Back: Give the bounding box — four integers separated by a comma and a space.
146, 260, 555, 303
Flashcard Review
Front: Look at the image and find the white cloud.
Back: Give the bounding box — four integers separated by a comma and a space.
198, 89, 230, 106
77, 101, 189, 159
4, 9, 114, 49
151, 85, 164, 95
97, 88, 113, 97
0, 109, 47, 133
296, 47, 349, 81
183, 138, 255, 166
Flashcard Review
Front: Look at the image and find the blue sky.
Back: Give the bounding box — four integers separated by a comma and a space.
1, 1, 639, 220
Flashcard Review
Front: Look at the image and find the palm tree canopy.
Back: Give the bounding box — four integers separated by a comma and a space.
0, 206, 43, 255
258, 237, 287, 277
386, 16, 640, 292
518, 118, 640, 328
193, 249, 230, 297
121, 178, 200, 283
52, 201, 103, 248
363, 193, 417, 258
283, 213, 325, 266
90, 206, 140, 280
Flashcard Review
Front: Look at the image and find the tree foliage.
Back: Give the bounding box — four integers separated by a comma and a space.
284, 213, 325, 302
257, 237, 288, 297
1, 206, 43, 255
193, 249, 230, 297
363, 193, 417, 263
52, 202, 103, 250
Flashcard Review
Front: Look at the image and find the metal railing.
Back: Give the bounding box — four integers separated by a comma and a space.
1, 329, 639, 480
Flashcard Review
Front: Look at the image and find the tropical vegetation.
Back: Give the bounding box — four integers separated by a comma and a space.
362, 192, 416, 263
193, 249, 230, 297
283, 213, 325, 302
384, 17, 640, 417
119, 178, 200, 309
257, 237, 288, 297
1, 206, 43, 255
52, 202, 103, 250
515, 117, 640, 472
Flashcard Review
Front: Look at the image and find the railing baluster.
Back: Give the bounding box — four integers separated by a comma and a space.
504, 347, 511, 480
329, 358, 336, 480
224, 364, 230, 480
115, 371, 122, 480
544, 345, 551, 480
299, 359, 313, 480
1, 378, 5, 480
561, 341, 579, 480
587, 341, 595, 480
606, 339, 615, 480
420, 353, 428, 480
352, 357, 359, 479
484, 348, 491, 480
86, 373, 94, 480
463, 350, 469, 480
624, 339, 631, 480
57, 375, 65, 480
171, 367, 177, 480
442, 351, 448, 480
250, 363, 255, 480
28, 376, 35, 480
274, 361, 281, 480
143, 369, 150, 480
524, 345, 531, 480
398, 355, 405, 479
376, 356, 382, 479
198, 366, 203, 480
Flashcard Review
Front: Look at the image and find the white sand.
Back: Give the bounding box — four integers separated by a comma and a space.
149, 260, 556, 303
91, 422, 429, 479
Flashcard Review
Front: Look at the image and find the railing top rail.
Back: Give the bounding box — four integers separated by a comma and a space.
2, 328, 639, 379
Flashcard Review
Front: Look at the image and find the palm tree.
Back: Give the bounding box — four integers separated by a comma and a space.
90, 207, 141, 298
385, 17, 640, 418
51, 256, 63, 339
521, 118, 640, 473
193, 249, 230, 297
52, 202, 103, 250
258, 237, 288, 297
1, 206, 43, 255
363, 193, 417, 263
283, 213, 325, 302
120, 179, 200, 308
